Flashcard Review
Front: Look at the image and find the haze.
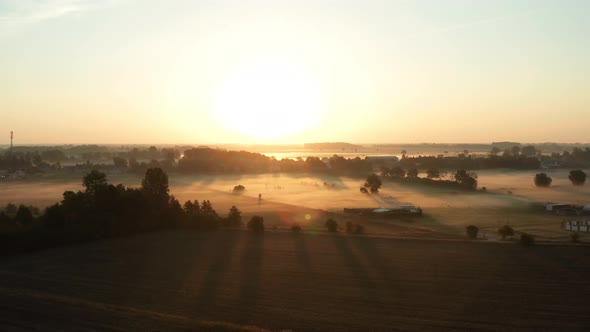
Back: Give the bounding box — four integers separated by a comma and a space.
1, 0, 589, 144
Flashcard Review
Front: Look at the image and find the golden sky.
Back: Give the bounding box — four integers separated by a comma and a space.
1, 0, 589, 144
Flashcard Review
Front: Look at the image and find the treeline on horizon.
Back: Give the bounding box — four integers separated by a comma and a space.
2, 144, 590, 177
0, 168, 243, 255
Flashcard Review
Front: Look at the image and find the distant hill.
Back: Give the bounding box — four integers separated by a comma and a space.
303, 142, 361, 151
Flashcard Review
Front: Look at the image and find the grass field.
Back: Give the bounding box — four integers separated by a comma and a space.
1, 230, 589, 331
1, 169, 588, 242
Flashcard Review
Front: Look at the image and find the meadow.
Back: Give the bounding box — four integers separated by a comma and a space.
1, 169, 588, 242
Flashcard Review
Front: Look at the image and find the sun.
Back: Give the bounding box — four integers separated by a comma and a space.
213, 59, 322, 140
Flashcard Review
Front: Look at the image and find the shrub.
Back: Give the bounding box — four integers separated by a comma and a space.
232, 185, 246, 193
534, 173, 552, 187
359, 187, 369, 194
497, 225, 514, 240
519, 233, 535, 246
291, 224, 302, 233
247, 215, 264, 233
325, 218, 338, 232
466, 225, 479, 239
570, 232, 580, 243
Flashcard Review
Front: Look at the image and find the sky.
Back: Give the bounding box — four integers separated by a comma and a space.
0, 0, 589, 145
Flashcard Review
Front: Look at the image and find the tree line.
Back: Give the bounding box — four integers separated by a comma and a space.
0, 168, 249, 255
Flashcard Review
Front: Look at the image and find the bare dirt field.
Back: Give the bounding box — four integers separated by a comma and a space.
1, 169, 589, 241
1, 230, 589, 331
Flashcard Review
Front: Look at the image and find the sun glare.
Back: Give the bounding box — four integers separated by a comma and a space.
213, 59, 322, 140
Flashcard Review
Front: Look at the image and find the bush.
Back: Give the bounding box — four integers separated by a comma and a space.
325, 218, 338, 232
519, 233, 535, 246
291, 224, 302, 233
466, 225, 479, 239
568, 170, 586, 186
570, 232, 580, 243
247, 215, 264, 233
359, 187, 368, 194
534, 173, 552, 187
497, 225, 514, 240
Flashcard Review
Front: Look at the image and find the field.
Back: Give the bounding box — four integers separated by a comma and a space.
1, 169, 589, 242
1, 230, 589, 331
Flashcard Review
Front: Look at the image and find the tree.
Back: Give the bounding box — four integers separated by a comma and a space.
455, 170, 478, 190
519, 233, 535, 246
426, 168, 440, 179
534, 173, 552, 187
141, 168, 169, 198
521, 145, 537, 157
406, 168, 418, 179
497, 225, 514, 240
390, 166, 405, 179
363, 174, 382, 193
490, 147, 501, 156
15, 205, 33, 225
247, 215, 265, 233
511, 145, 521, 156
466, 225, 479, 239
82, 170, 108, 194
291, 224, 302, 233
113, 157, 128, 168
325, 218, 338, 232
568, 170, 586, 186
226, 206, 242, 228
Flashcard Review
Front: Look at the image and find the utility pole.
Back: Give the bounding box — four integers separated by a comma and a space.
10, 131, 13, 156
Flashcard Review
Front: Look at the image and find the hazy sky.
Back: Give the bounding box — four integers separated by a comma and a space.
1, 0, 588, 145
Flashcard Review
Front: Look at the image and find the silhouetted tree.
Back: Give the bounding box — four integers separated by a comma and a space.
325, 218, 338, 232
15, 205, 33, 226
363, 174, 382, 193
568, 170, 586, 186
82, 170, 108, 195
497, 225, 514, 240
455, 170, 478, 190
113, 157, 128, 168
247, 215, 265, 233
466, 225, 479, 239
521, 145, 537, 157
226, 206, 242, 228
534, 173, 552, 187
426, 168, 440, 179
519, 233, 535, 246
291, 224, 302, 233
141, 168, 169, 199
406, 168, 418, 178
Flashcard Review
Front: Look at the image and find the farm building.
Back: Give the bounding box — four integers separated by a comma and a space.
564, 220, 590, 232
344, 204, 422, 217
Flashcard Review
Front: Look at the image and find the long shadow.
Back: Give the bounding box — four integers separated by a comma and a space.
292, 234, 312, 273
350, 236, 404, 299
329, 235, 381, 303
193, 231, 242, 313
237, 233, 264, 324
